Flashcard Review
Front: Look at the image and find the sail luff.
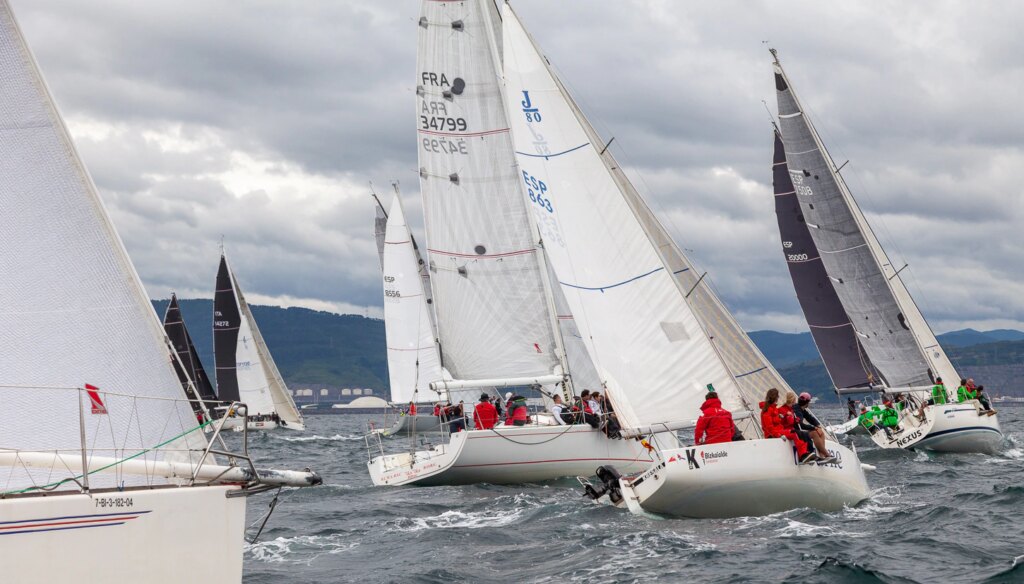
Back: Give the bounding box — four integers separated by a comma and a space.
163, 294, 218, 402
773, 53, 958, 387
502, 4, 738, 432
213, 254, 241, 402
772, 130, 877, 390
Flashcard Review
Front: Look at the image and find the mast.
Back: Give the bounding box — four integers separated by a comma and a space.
773, 50, 958, 387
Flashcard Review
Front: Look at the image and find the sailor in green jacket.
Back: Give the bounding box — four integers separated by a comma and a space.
858, 405, 880, 435
916, 378, 949, 421
879, 399, 902, 437
956, 377, 978, 403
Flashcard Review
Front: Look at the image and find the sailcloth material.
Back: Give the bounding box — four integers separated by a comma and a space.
383, 195, 445, 404
213, 254, 304, 429
774, 57, 958, 388
416, 0, 562, 382
503, 5, 762, 432
164, 294, 218, 402
772, 131, 875, 389
0, 1, 205, 491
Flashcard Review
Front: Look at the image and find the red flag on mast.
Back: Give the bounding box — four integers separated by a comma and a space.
84, 383, 107, 414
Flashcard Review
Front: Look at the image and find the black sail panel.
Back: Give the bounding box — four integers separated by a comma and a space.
773, 132, 875, 389
213, 255, 241, 402
163, 294, 217, 401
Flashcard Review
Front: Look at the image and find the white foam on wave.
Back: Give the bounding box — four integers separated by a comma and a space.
275, 433, 363, 443
842, 485, 911, 520
392, 507, 524, 532
246, 533, 359, 564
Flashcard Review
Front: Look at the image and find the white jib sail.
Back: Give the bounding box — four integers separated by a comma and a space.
384, 194, 445, 404
0, 0, 206, 491
502, 5, 743, 432
229, 264, 304, 428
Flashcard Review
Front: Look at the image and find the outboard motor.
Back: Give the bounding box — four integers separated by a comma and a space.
579, 465, 623, 505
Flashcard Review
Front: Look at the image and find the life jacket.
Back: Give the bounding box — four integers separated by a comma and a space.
881, 406, 899, 427
931, 384, 948, 405
858, 410, 875, 429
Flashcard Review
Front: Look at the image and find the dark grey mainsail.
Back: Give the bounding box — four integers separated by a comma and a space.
373, 193, 388, 270
773, 51, 957, 388
163, 293, 217, 402
772, 130, 876, 389
213, 255, 241, 402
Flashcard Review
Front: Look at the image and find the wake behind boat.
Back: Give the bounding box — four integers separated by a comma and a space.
500, 3, 869, 518
771, 50, 1002, 454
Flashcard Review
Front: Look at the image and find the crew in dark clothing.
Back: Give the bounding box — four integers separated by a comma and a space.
846, 397, 858, 420
976, 385, 997, 415
793, 392, 835, 462
449, 402, 466, 433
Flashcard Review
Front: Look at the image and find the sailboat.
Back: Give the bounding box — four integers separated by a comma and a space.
0, 1, 320, 581
772, 50, 1002, 453
213, 253, 304, 431
374, 188, 447, 436
163, 293, 218, 415
501, 4, 869, 518
366, 0, 656, 486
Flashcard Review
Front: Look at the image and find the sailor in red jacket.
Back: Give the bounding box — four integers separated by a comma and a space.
694, 391, 733, 445
760, 388, 812, 462
473, 393, 499, 430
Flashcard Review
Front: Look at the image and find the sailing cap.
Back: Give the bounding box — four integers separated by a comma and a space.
798, 392, 812, 402
505, 391, 512, 400
479, 393, 490, 402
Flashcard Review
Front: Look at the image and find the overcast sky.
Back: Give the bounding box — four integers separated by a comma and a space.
12, 0, 1024, 332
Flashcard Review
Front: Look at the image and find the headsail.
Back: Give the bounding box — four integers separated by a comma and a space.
502, 4, 785, 434
373, 194, 388, 270
383, 194, 445, 404
0, 0, 206, 491
164, 293, 218, 402
772, 130, 877, 390
773, 52, 958, 388
416, 0, 564, 383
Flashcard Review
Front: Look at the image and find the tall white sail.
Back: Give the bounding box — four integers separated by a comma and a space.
502, 5, 775, 433
0, 1, 206, 491
416, 0, 563, 383
227, 258, 305, 429
773, 53, 959, 388
383, 194, 445, 404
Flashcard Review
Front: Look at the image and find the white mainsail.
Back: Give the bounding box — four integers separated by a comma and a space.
383, 194, 445, 404
772, 52, 959, 388
416, 0, 567, 385
0, 0, 206, 491
502, 4, 786, 434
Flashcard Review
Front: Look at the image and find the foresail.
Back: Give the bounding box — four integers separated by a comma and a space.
229, 267, 278, 417
416, 0, 561, 381
213, 255, 242, 402
502, 5, 736, 432
164, 294, 218, 401
374, 197, 388, 270
238, 289, 304, 429
0, 0, 205, 491
772, 131, 876, 390
384, 194, 445, 404
774, 56, 958, 387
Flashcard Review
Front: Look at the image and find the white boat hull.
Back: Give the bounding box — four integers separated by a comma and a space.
368, 424, 657, 486
618, 438, 869, 518
828, 417, 867, 436
373, 414, 444, 436
2, 485, 246, 583
869, 401, 1002, 453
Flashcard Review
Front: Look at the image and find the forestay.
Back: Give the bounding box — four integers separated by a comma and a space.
772, 130, 876, 390
383, 194, 445, 404
416, 0, 562, 382
502, 5, 762, 433
773, 54, 958, 388
0, 1, 205, 491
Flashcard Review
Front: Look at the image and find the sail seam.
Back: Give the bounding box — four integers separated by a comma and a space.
734, 366, 768, 379
820, 243, 868, 254
418, 128, 509, 138
428, 248, 534, 259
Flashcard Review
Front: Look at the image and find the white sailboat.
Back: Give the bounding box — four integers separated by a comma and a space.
375, 189, 447, 436
501, 4, 869, 518
772, 50, 1002, 453
213, 253, 305, 431
366, 0, 656, 486
0, 2, 319, 581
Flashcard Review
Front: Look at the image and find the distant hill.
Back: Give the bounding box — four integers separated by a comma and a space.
152, 299, 1024, 403
152, 299, 387, 393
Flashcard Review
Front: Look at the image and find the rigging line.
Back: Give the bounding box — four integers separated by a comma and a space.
559, 266, 664, 292
484, 422, 587, 446
515, 142, 589, 159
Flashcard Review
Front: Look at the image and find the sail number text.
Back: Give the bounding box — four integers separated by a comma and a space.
522, 171, 552, 213
421, 115, 467, 132
95, 497, 133, 509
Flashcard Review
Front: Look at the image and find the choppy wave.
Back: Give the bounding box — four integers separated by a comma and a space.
245, 533, 359, 564
274, 433, 363, 442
